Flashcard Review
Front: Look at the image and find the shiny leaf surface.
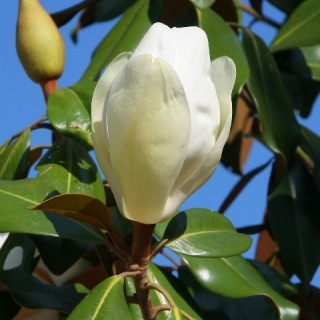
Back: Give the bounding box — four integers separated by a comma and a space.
36, 138, 105, 203
0, 129, 30, 180
0, 179, 106, 244
190, 0, 216, 10
67, 276, 132, 319
47, 89, 93, 148
181, 254, 300, 320
271, 0, 320, 52
155, 209, 252, 257
242, 29, 301, 179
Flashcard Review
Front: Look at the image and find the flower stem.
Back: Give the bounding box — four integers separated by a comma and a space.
129, 221, 156, 320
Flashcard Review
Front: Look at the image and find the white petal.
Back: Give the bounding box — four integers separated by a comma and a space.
105, 54, 191, 224
166, 26, 220, 199
210, 56, 236, 137
132, 23, 176, 65
163, 57, 236, 219
91, 52, 132, 210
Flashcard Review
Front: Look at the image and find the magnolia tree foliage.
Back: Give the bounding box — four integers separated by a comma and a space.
1, 0, 320, 319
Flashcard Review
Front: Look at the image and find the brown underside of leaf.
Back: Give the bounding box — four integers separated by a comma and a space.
221, 96, 254, 175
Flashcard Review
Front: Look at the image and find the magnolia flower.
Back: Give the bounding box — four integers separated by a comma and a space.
92, 22, 236, 224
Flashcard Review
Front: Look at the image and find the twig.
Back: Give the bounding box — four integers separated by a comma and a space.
238, 2, 281, 28
104, 241, 129, 264
146, 282, 176, 307
9, 115, 48, 143
160, 250, 180, 269
154, 304, 196, 320
236, 224, 265, 235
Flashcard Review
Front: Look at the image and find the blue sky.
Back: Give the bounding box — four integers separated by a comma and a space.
1, 0, 319, 287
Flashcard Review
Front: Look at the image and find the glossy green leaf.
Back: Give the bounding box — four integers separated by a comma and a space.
179, 265, 277, 320
242, 29, 301, 178
124, 277, 143, 319
181, 254, 300, 320
300, 125, 320, 190
274, 45, 320, 81
147, 263, 203, 319
155, 209, 252, 258
198, 8, 249, 95
47, 88, 93, 148
68, 276, 132, 320
0, 129, 30, 180
268, 160, 320, 282
271, 0, 320, 52
0, 179, 107, 244
190, 0, 216, 10
28, 235, 94, 276
80, 0, 151, 81
249, 260, 297, 297
110, 206, 132, 237
36, 138, 105, 203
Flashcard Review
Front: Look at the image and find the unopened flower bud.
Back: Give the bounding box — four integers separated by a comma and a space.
16, 0, 65, 83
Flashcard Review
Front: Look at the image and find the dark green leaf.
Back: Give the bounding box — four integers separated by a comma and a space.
198, 9, 249, 95
47, 88, 93, 148
268, 160, 320, 282
300, 126, 320, 190
124, 277, 143, 319
0, 270, 87, 313
0, 233, 86, 313
51, 0, 95, 27
181, 254, 300, 320
80, 0, 151, 81
36, 137, 105, 203
0, 292, 20, 320
95, 0, 138, 22
274, 45, 320, 81
67, 276, 133, 319
280, 72, 320, 118
155, 209, 252, 258
0, 129, 30, 180
267, 0, 303, 14
242, 29, 301, 180
271, 0, 320, 52
28, 235, 94, 276
249, 260, 297, 296
0, 234, 36, 274
179, 265, 277, 320
190, 0, 216, 10
110, 206, 132, 237
0, 179, 107, 244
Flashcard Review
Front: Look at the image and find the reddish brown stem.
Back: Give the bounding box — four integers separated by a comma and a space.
40, 78, 58, 102
129, 222, 156, 320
